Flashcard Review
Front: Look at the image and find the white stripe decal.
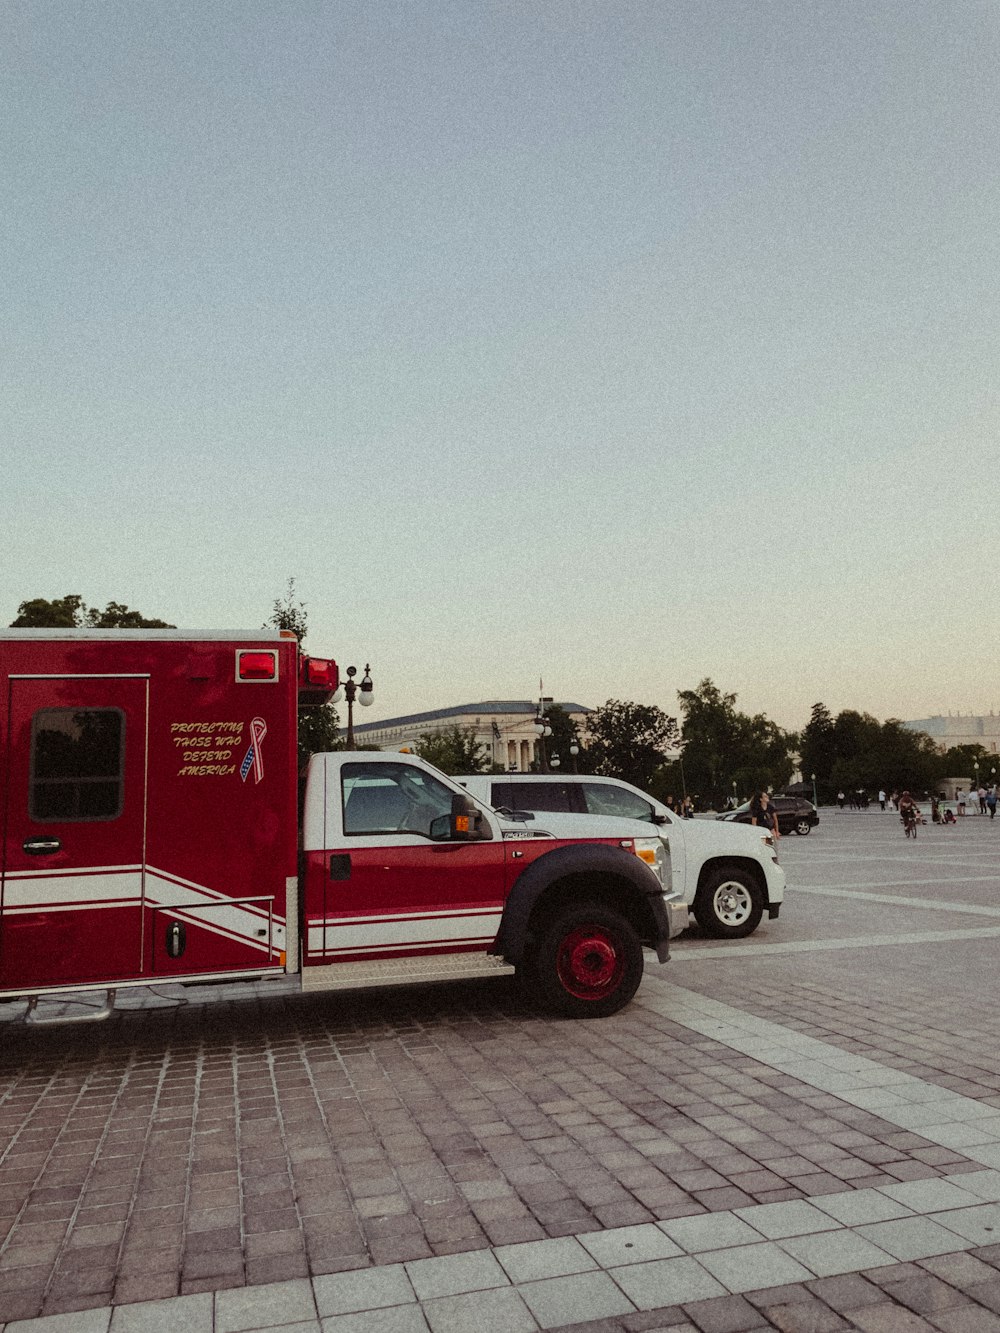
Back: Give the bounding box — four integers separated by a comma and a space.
311, 911, 502, 956
4, 865, 285, 956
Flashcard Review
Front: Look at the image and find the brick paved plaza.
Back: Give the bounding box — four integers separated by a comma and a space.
2, 811, 1000, 1331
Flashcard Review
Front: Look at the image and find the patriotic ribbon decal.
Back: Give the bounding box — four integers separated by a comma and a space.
240, 717, 267, 784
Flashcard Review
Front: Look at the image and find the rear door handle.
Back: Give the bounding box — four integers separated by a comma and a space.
23, 839, 61, 855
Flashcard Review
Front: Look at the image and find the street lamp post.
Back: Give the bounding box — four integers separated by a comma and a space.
569, 735, 580, 773
533, 710, 552, 772
811, 772, 818, 807
731, 780, 737, 809
550, 753, 561, 769
332, 664, 374, 751
974, 761, 980, 808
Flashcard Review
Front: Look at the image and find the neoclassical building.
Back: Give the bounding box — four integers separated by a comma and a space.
903, 714, 1000, 755
351, 700, 591, 771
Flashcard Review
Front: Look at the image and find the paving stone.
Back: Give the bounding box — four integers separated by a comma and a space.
519, 1270, 637, 1327
879, 1182, 987, 1214
856, 1219, 973, 1262
927, 1310, 1000, 1333
580, 1226, 683, 1268
659, 1216, 767, 1254
920, 1256, 1000, 1290
809, 1191, 917, 1227
5, 1310, 112, 1333
756, 1297, 849, 1333
732, 1203, 841, 1241
107, 1292, 213, 1332
313, 1265, 415, 1317
680, 1292, 766, 1333
493, 1237, 596, 1284
844, 1301, 941, 1332
931, 1208, 1000, 1248
609, 1258, 726, 1311
320, 1307, 430, 1333
777, 1229, 897, 1277
422, 1284, 536, 1332
215, 1276, 317, 1331
404, 1249, 508, 1300
695, 1245, 814, 1296
804, 1272, 886, 1311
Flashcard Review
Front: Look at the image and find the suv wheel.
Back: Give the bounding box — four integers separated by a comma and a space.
694, 867, 764, 938
794, 818, 812, 835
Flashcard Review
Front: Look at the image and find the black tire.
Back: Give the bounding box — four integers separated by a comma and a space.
531, 904, 644, 1019
694, 867, 764, 939
794, 818, 812, 836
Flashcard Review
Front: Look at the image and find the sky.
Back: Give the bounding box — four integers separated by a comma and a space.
3, 1, 999, 732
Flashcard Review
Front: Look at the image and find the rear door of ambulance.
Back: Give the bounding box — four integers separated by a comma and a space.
1, 665, 149, 993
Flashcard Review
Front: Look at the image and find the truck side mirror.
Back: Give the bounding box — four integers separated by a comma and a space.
449, 793, 485, 841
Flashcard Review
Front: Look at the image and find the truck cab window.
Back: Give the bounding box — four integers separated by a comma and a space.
581, 783, 655, 822
342, 763, 456, 838
30, 708, 125, 821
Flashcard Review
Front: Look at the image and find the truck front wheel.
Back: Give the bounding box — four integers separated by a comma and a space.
531, 904, 643, 1018
694, 867, 763, 938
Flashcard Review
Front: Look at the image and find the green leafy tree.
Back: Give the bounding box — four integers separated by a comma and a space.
940, 744, 994, 787
264, 578, 340, 766
828, 711, 941, 796
584, 699, 680, 790
414, 725, 490, 775
674, 678, 794, 809
799, 703, 836, 802
11, 594, 173, 628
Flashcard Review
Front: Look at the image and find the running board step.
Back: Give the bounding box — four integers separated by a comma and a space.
300, 953, 515, 993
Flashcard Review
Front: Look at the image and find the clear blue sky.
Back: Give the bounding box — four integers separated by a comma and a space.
4, 1, 998, 730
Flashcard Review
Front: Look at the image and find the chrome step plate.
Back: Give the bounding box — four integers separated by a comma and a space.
300, 952, 515, 993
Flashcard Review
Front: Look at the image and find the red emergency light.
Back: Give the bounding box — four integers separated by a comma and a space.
237, 650, 278, 681
298, 655, 339, 703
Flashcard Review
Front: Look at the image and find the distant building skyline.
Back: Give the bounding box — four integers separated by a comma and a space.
352, 700, 591, 772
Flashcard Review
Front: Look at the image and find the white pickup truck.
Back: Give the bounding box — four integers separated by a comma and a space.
456, 773, 786, 939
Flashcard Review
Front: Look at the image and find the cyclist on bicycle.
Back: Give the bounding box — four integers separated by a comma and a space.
899, 791, 919, 837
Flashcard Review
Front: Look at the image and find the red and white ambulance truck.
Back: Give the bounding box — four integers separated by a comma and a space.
0, 630, 687, 1021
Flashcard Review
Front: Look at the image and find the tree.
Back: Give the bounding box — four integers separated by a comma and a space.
827, 711, 941, 797
673, 678, 794, 809
414, 725, 490, 775
11, 594, 173, 628
799, 703, 836, 802
264, 578, 340, 766
584, 700, 680, 790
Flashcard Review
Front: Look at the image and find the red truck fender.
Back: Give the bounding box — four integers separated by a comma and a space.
493, 840, 672, 966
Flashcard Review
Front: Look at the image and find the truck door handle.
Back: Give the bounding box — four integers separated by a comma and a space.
23, 839, 62, 855
329, 854, 351, 881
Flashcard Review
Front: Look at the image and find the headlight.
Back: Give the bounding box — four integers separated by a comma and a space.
633, 837, 669, 887
760, 834, 775, 848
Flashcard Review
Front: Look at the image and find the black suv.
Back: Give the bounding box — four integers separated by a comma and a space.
717, 797, 819, 836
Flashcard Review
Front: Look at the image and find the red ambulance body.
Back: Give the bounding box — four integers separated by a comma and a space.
0, 630, 684, 1019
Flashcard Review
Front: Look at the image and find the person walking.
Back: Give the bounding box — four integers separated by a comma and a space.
837, 790, 846, 809
958, 790, 967, 817
980, 786, 988, 815
878, 789, 887, 812
987, 789, 998, 820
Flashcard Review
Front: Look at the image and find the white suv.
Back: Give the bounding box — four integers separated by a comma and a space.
456, 773, 786, 939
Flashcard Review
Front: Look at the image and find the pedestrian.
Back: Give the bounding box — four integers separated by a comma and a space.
837, 790, 846, 809
878, 789, 887, 812
750, 790, 779, 840
681, 795, 695, 819
958, 790, 966, 816
987, 790, 998, 820
890, 790, 899, 810
980, 786, 988, 815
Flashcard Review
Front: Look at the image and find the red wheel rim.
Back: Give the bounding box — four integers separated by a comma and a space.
555, 926, 625, 1001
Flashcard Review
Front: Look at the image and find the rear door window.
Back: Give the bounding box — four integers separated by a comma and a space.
489, 781, 581, 813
